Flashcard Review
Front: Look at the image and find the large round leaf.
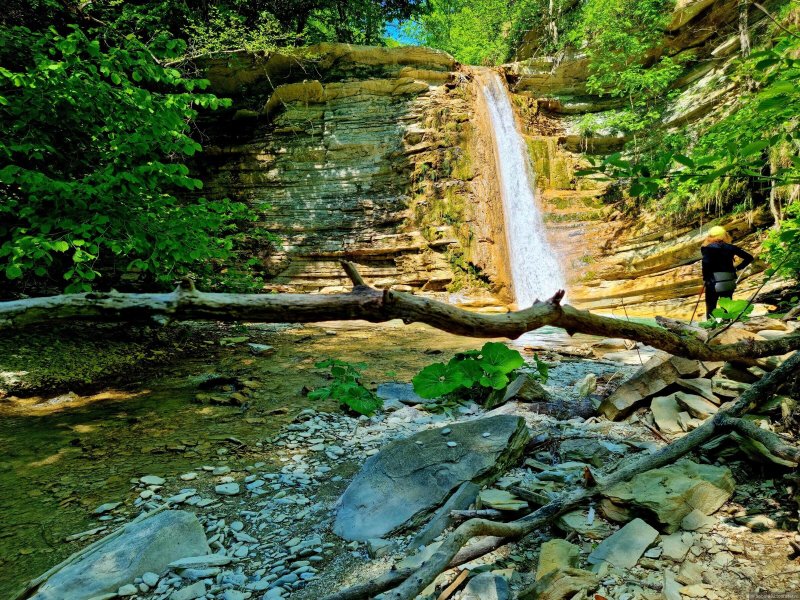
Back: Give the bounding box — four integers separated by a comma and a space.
479, 342, 524, 374
412, 362, 464, 399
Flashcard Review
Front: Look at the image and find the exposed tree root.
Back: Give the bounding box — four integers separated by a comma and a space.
2, 262, 798, 361
323, 352, 800, 600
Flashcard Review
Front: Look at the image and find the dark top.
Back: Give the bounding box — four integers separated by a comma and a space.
701, 241, 754, 283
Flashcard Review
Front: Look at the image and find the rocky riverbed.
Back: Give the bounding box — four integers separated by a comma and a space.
3, 320, 800, 600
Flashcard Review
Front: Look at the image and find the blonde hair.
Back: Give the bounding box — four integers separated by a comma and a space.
703, 234, 731, 246
703, 225, 731, 246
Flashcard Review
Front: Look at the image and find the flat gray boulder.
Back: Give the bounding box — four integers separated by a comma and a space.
333, 415, 529, 541
32, 510, 209, 600
587, 518, 659, 571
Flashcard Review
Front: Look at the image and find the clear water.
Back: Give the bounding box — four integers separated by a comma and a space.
480, 71, 567, 307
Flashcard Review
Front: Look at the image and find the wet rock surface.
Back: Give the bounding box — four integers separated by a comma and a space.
333, 415, 529, 541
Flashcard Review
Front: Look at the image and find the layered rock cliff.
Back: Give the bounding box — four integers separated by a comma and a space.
503, 0, 794, 317
195, 44, 511, 299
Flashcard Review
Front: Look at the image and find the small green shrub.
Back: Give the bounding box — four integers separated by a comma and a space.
308, 359, 382, 416
412, 342, 548, 405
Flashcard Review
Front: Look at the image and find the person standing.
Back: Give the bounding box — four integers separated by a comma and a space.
701, 225, 754, 319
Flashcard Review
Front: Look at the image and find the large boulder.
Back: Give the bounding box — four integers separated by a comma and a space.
32, 510, 210, 600
603, 460, 734, 532
599, 352, 700, 420
333, 415, 529, 541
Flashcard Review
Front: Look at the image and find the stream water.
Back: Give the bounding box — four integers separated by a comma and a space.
480, 71, 567, 307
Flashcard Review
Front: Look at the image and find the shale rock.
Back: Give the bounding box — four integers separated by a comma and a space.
333, 415, 529, 540
599, 353, 700, 420
32, 510, 209, 600
587, 518, 659, 571
461, 572, 510, 600
603, 460, 734, 532
536, 539, 580, 580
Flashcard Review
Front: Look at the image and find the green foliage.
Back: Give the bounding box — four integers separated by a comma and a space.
506, 0, 581, 58
569, 0, 681, 147
308, 359, 383, 416
711, 297, 755, 322
700, 297, 755, 328
0, 24, 271, 292
577, 34, 800, 277
412, 342, 545, 403
402, 0, 513, 65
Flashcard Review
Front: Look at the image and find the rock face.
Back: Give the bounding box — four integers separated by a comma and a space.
503, 0, 783, 318
32, 510, 209, 600
598, 353, 700, 421
603, 460, 735, 532
333, 415, 529, 541
195, 44, 510, 298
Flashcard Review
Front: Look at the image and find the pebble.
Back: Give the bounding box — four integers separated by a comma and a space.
215, 483, 240, 496
213, 466, 232, 476
139, 475, 165, 486
482, 432, 491, 437
441, 428, 452, 435
180, 472, 198, 481
170, 580, 207, 600
118, 583, 138, 596
231, 520, 244, 531
93, 501, 122, 515
142, 572, 160, 586
447, 441, 458, 447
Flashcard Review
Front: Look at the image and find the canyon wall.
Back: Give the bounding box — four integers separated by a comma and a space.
195, 44, 509, 300
504, 0, 792, 317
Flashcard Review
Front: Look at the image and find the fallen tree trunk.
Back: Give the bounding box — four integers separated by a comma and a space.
323, 351, 800, 600
1, 262, 798, 361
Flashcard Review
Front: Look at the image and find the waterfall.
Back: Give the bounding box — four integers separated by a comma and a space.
480, 71, 566, 308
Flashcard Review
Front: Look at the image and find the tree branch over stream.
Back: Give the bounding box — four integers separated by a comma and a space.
1, 262, 798, 361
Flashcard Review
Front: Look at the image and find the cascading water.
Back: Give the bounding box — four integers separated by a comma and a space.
480, 71, 566, 308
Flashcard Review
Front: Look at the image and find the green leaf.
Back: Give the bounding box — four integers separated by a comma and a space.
478, 342, 524, 375
740, 140, 769, 157
51, 240, 69, 252
5, 264, 22, 279
479, 370, 509, 390
412, 362, 464, 399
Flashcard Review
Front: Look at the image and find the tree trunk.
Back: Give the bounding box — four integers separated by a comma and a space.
739, 0, 752, 58
2, 262, 798, 362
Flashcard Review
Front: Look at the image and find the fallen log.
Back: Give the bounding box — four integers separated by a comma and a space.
323, 351, 800, 600
2, 262, 799, 361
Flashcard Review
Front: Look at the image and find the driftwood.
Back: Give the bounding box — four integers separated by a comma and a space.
323, 351, 800, 600
2, 262, 799, 362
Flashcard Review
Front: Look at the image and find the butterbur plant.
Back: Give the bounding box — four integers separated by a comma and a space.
308, 359, 382, 416
701, 297, 755, 328
412, 342, 545, 402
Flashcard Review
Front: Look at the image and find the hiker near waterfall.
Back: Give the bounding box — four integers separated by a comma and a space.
701, 225, 754, 319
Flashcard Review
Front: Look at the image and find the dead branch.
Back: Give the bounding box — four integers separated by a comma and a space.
321, 536, 511, 600
717, 415, 800, 464
451, 509, 503, 522
2, 262, 799, 362
363, 351, 800, 600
